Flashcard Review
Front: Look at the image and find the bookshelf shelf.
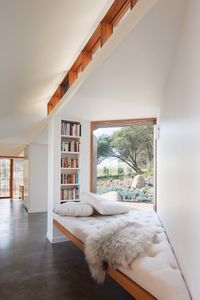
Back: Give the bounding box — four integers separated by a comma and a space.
61, 183, 80, 186
61, 151, 80, 155
61, 168, 79, 170
61, 135, 81, 139
60, 120, 81, 203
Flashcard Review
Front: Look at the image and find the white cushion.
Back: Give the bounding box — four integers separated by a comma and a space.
102, 191, 122, 201
54, 202, 94, 217
53, 210, 191, 300
82, 192, 129, 215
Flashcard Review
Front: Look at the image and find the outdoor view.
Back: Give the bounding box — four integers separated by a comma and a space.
13, 159, 24, 198
95, 125, 154, 208
0, 159, 24, 198
0, 159, 10, 197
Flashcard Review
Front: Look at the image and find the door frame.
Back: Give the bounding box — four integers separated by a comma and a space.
90, 118, 157, 209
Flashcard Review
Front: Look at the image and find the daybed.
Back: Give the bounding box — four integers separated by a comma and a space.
53, 208, 191, 300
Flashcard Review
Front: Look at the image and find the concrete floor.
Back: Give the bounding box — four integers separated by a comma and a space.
0, 199, 134, 300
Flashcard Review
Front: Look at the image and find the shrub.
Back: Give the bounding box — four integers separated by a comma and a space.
97, 186, 153, 203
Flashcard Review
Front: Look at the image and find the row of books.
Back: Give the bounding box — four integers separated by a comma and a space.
61, 188, 79, 200
61, 173, 79, 184
61, 141, 80, 152
61, 158, 79, 168
61, 121, 81, 137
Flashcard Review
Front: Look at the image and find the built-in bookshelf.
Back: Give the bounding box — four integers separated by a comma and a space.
60, 120, 81, 203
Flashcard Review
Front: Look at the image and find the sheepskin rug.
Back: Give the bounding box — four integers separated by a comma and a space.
84, 221, 155, 284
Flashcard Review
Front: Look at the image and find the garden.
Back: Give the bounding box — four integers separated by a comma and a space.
96, 126, 154, 203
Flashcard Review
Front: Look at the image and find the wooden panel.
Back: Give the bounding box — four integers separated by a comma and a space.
54, 86, 62, 102
100, 21, 113, 46
48, 86, 62, 114
81, 51, 92, 70
61, 76, 70, 95
84, 25, 101, 53
68, 70, 78, 86
107, 267, 156, 300
10, 159, 13, 199
53, 219, 84, 251
103, 0, 128, 22
53, 219, 157, 300
71, 54, 82, 73
47, 0, 141, 114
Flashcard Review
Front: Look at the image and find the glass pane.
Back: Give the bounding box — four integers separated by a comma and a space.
94, 125, 154, 210
13, 159, 24, 198
0, 159, 10, 198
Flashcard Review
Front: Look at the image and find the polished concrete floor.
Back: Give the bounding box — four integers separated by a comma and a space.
0, 200, 134, 300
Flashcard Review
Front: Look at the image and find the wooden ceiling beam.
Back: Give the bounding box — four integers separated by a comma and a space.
81, 50, 92, 70
47, 0, 140, 114
84, 25, 101, 53
68, 70, 78, 86
100, 21, 113, 46
102, 0, 129, 24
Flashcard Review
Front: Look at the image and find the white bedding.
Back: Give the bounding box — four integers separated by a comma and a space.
53, 209, 191, 300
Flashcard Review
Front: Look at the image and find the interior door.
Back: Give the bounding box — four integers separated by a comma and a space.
0, 159, 11, 198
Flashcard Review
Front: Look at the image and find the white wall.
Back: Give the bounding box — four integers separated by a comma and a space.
24, 143, 48, 213
157, 1, 200, 299
0, 144, 26, 156
29, 144, 48, 212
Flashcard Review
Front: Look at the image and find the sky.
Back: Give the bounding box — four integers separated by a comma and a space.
94, 127, 122, 168
94, 127, 121, 137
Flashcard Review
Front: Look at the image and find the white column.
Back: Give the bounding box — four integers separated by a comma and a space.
47, 115, 67, 243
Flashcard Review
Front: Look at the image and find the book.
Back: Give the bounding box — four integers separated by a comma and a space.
61, 121, 81, 137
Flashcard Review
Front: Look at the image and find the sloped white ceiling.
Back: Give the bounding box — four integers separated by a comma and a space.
61, 0, 186, 121
0, 144, 26, 157
0, 0, 113, 155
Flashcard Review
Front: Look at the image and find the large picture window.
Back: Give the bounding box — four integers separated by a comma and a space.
91, 119, 157, 211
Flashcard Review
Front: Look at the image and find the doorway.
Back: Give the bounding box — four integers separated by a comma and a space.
90, 119, 157, 211
0, 158, 24, 199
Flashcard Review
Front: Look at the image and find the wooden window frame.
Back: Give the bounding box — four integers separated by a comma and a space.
90, 118, 157, 208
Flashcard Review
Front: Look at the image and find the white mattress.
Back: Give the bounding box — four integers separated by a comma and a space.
53, 209, 191, 300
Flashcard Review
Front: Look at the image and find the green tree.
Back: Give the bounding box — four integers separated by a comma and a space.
97, 126, 153, 174
118, 167, 124, 176
103, 167, 109, 176
97, 135, 112, 165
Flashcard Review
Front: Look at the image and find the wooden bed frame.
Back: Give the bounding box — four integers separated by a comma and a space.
53, 219, 157, 300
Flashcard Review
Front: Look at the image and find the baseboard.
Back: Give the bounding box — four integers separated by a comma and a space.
46, 232, 68, 244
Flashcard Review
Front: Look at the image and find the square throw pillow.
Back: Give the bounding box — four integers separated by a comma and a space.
54, 201, 94, 217
81, 192, 129, 215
